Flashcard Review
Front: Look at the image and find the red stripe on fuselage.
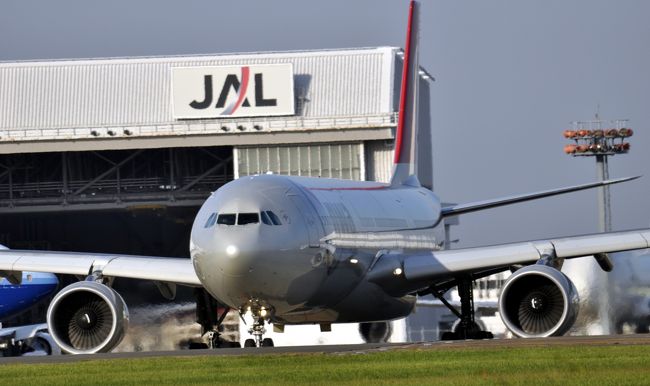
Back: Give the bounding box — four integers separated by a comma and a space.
307, 186, 388, 191
393, 0, 415, 165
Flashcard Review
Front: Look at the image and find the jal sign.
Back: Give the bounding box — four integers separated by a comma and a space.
172, 64, 294, 119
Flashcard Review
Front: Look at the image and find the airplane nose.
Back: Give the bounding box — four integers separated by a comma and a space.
225, 245, 239, 258
216, 242, 255, 277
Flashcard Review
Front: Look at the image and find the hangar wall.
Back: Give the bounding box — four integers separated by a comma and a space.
0, 48, 399, 154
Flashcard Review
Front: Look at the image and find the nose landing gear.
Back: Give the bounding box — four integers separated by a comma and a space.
194, 290, 276, 349
242, 306, 274, 348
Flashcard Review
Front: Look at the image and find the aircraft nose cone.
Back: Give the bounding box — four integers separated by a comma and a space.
217, 243, 254, 277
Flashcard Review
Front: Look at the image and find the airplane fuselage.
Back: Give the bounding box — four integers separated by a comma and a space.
0, 272, 58, 320
190, 174, 442, 324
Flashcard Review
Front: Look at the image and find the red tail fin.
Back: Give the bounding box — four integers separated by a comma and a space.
390, 0, 420, 187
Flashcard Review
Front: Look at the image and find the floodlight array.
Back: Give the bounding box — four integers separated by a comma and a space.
563, 127, 633, 156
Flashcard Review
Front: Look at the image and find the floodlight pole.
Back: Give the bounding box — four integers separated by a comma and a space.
562, 118, 633, 335
596, 154, 611, 232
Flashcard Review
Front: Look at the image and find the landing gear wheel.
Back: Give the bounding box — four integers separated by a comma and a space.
441, 323, 493, 340
434, 276, 495, 341
635, 324, 649, 334
213, 338, 241, 348
244, 339, 256, 348
440, 331, 456, 341
27, 337, 52, 355
261, 338, 274, 347
188, 342, 209, 349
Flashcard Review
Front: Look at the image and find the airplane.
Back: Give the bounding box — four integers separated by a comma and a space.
0, 244, 61, 356
1, 0, 649, 354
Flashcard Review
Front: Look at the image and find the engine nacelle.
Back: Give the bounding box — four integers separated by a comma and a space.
47, 281, 129, 354
498, 265, 579, 338
358, 322, 392, 343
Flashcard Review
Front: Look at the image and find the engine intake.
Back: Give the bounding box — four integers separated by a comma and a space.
499, 265, 579, 338
359, 322, 392, 343
47, 281, 129, 354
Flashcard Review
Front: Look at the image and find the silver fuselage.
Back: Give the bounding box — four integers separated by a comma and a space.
190, 174, 442, 324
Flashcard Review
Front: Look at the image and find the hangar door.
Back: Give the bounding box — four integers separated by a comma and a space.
235, 143, 363, 180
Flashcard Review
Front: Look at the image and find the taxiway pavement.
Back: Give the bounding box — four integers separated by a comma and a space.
3, 334, 650, 365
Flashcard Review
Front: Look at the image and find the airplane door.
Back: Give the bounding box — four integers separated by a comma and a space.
288, 194, 322, 248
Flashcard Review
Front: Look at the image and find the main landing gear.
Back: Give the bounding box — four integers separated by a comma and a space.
194, 289, 274, 349
428, 276, 494, 340
194, 289, 240, 348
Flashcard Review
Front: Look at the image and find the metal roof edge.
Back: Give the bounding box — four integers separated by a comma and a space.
0, 47, 401, 67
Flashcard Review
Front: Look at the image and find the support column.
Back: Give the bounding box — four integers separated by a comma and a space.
595, 154, 612, 334
596, 155, 611, 232
62, 152, 68, 206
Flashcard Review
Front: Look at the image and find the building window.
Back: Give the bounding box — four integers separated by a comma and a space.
237, 143, 362, 180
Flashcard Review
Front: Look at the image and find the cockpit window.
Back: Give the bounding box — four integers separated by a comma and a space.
266, 211, 282, 225
260, 211, 272, 225
204, 213, 218, 228
217, 214, 236, 225
238, 213, 259, 225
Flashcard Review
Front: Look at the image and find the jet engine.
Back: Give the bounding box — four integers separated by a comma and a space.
46, 281, 129, 354
498, 265, 579, 338
359, 322, 392, 343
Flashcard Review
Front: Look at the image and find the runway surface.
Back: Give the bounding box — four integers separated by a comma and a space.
3, 334, 650, 365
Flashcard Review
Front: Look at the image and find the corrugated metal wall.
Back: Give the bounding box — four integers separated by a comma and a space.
0, 48, 396, 130
236, 143, 363, 180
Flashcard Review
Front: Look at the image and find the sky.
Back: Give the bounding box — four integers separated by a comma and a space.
1, 0, 649, 248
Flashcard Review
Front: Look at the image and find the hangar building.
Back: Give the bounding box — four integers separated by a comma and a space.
0, 47, 433, 258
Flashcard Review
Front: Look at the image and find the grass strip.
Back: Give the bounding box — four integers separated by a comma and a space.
4, 345, 650, 385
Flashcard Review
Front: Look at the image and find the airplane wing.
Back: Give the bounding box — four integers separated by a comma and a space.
0, 250, 201, 286
441, 176, 639, 217
368, 229, 650, 285
2, 229, 648, 289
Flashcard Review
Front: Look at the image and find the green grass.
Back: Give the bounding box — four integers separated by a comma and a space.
4, 345, 650, 385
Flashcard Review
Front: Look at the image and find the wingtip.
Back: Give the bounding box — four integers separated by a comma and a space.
603, 175, 641, 185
